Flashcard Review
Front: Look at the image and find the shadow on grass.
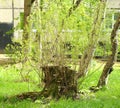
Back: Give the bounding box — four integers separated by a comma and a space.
0, 95, 42, 108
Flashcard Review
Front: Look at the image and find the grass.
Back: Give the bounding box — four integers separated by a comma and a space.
0, 61, 120, 108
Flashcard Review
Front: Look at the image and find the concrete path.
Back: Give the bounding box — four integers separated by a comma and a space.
0, 54, 14, 65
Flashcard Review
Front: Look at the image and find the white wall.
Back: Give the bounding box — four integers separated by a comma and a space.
0, 0, 24, 23
107, 0, 120, 9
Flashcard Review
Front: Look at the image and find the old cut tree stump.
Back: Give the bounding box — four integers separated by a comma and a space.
41, 66, 77, 99
15, 65, 77, 101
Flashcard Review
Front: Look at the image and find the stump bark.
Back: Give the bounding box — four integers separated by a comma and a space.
15, 65, 77, 101
41, 66, 77, 99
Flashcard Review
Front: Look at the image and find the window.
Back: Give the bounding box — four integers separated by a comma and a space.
105, 11, 120, 29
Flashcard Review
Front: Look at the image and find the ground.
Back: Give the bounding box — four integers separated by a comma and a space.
0, 54, 14, 65
0, 55, 120, 108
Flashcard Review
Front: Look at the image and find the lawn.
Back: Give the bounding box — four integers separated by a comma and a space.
0, 61, 120, 108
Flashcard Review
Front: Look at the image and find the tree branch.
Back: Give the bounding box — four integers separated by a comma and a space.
68, 0, 83, 17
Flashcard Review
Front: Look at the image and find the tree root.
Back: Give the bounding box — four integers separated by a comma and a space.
16, 91, 42, 101
89, 86, 100, 92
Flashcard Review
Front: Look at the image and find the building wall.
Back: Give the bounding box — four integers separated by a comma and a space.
0, 0, 120, 27
0, 0, 24, 25
107, 0, 120, 9
0, 0, 24, 51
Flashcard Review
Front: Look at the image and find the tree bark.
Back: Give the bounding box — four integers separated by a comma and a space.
16, 66, 77, 100
40, 66, 77, 99
97, 14, 120, 87
23, 0, 35, 39
76, 0, 107, 79
22, 0, 35, 61
24, 0, 35, 25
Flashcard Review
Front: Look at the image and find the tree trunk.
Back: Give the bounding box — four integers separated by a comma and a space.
24, 0, 35, 27
23, 0, 36, 40
15, 66, 77, 100
40, 66, 77, 99
97, 14, 120, 87
22, 0, 35, 61
77, 0, 107, 79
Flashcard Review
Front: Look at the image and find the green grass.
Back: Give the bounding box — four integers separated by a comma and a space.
0, 62, 120, 108
49, 98, 120, 108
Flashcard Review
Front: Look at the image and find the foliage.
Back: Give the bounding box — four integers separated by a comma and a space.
22, 0, 101, 67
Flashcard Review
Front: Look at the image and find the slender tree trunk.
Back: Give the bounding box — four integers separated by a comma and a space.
97, 14, 120, 87
24, 0, 35, 26
22, 0, 35, 61
76, 0, 107, 79
23, 0, 31, 50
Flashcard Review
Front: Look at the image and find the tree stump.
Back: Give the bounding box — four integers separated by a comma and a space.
41, 65, 77, 99
14, 65, 77, 101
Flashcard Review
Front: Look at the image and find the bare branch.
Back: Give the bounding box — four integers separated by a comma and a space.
68, 0, 82, 17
